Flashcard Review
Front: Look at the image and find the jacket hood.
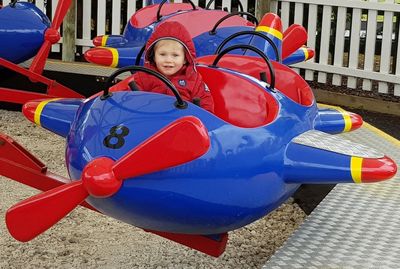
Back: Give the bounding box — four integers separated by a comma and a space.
144, 21, 196, 67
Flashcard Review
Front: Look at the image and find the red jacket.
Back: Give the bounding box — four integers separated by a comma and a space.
112, 21, 214, 113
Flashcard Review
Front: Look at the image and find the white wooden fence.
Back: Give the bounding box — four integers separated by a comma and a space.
270, 0, 400, 96
1, 0, 400, 97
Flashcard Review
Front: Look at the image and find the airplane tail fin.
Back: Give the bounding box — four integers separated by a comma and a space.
281, 24, 308, 60
245, 13, 282, 61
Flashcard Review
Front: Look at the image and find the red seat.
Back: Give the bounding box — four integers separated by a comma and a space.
197, 55, 314, 106
198, 65, 278, 128
130, 3, 195, 28
130, 5, 253, 37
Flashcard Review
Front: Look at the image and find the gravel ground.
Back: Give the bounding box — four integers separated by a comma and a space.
0, 110, 306, 269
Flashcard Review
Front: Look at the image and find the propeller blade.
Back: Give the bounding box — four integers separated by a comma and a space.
5, 116, 209, 242
113, 116, 210, 180
52, 0, 73, 30
28, 0, 72, 75
29, 40, 52, 75
6, 181, 88, 242
282, 24, 308, 60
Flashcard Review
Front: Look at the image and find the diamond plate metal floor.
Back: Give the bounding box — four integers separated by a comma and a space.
264, 123, 400, 269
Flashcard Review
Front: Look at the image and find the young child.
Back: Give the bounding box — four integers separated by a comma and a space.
114, 21, 214, 113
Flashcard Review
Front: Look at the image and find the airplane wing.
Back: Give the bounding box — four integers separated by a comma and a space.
315, 106, 363, 134
284, 130, 397, 184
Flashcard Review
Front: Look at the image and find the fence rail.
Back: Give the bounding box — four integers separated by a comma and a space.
1, 0, 399, 97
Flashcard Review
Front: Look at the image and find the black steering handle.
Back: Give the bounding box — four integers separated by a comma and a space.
215, 30, 281, 62
212, 44, 275, 91
209, 12, 258, 35
103, 65, 188, 109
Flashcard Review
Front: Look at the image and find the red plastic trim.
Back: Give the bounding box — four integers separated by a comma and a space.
0, 133, 95, 210
282, 24, 307, 60
0, 58, 83, 103
145, 230, 228, 257
361, 156, 398, 182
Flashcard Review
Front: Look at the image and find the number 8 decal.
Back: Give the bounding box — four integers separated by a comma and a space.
103, 125, 130, 149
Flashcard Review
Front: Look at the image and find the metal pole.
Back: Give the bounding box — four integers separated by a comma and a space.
62, 0, 76, 62
255, 0, 271, 20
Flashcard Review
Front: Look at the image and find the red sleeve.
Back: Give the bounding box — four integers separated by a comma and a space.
109, 74, 137, 92
191, 81, 214, 113
108, 72, 151, 93
89, 74, 137, 99
133, 72, 146, 90
196, 82, 214, 113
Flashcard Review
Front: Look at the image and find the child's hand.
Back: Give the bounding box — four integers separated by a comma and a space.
192, 98, 201, 107
128, 80, 140, 91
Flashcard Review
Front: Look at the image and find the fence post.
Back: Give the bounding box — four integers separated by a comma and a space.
255, 0, 271, 20
62, 0, 76, 62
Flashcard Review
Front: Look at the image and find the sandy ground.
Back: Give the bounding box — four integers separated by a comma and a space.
0, 110, 306, 269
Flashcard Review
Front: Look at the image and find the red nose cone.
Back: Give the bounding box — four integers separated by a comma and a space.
82, 157, 121, 198
93, 36, 104, 47
259, 13, 282, 33
45, 28, 61, 44
361, 156, 397, 183
84, 47, 114, 66
22, 100, 41, 124
348, 112, 363, 131
306, 48, 315, 60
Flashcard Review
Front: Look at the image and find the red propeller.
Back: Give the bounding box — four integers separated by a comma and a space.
29, 0, 72, 75
281, 24, 308, 60
6, 116, 210, 242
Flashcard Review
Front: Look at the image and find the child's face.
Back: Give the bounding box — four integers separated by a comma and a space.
153, 40, 186, 76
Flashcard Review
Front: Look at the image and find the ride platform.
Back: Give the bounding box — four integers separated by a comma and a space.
264, 119, 400, 268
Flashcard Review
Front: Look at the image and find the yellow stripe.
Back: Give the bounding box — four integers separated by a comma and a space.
255, 26, 283, 40
317, 103, 400, 147
101, 35, 109, 47
107, 48, 119, 68
331, 106, 352, 132
302, 47, 308, 60
34, 98, 61, 126
350, 156, 363, 183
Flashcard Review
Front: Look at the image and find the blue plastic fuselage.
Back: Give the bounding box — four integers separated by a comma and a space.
0, 2, 50, 64
97, 8, 255, 67
63, 89, 317, 235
